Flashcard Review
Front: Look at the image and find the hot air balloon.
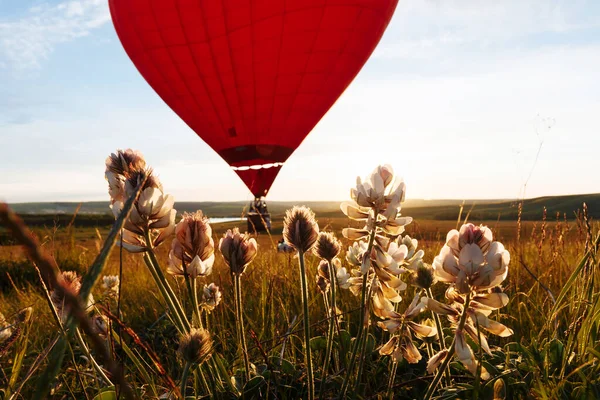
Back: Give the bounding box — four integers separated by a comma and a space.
109, 0, 398, 230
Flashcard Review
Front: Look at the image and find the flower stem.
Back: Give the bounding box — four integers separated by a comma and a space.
423, 292, 472, 400
426, 287, 451, 385
355, 274, 377, 395
319, 293, 334, 398
144, 231, 190, 332
339, 215, 378, 399
298, 250, 315, 400
233, 273, 251, 384
185, 276, 202, 328
74, 328, 112, 386
143, 253, 187, 333
180, 362, 191, 398
387, 361, 398, 400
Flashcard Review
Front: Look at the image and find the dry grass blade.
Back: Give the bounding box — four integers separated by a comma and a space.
0, 176, 145, 400
101, 307, 179, 393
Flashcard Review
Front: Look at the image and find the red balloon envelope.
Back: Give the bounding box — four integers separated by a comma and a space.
109, 0, 398, 197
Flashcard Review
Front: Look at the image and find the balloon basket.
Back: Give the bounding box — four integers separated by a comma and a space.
247, 212, 271, 234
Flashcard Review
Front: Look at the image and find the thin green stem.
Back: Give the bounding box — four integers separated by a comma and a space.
426, 287, 451, 385
298, 250, 315, 400
143, 253, 186, 333
319, 293, 334, 398
234, 274, 251, 383
185, 276, 202, 328
355, 274, 377, 395
339, 216, 378, 399
74, 328, 112, 386
180, 362, 191, 398
423, 292, 472, 400
144, 230, 190, 332
387, 361, 398, 400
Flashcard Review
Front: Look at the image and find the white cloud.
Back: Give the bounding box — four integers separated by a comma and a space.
0, 0, 110, 71
375, 0, 600, 61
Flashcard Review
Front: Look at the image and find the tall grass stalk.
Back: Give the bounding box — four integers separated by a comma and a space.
298, 250, 315, 400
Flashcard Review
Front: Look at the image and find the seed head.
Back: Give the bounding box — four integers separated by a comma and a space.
413, 263, 435, 289
219, 228, 258, 275
283, 206, 319, 253
314, 232, 341, 261
178, 328, 213, 364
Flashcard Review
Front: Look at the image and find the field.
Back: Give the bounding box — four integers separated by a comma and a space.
1, 193, 599, 400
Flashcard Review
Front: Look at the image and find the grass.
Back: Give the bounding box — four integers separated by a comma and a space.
0, 203, 599, 399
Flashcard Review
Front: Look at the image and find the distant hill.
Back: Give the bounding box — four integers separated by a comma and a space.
6, 194, 599, 227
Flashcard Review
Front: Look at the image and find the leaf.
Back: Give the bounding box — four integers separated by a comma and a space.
310, 336, 327, 351
93, 389, 117, 400
243, 375, 266, 396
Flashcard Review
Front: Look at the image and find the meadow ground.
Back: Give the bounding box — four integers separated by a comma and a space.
0, 209, 599, 399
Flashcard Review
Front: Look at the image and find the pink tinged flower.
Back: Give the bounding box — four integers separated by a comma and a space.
381, 216, 413, 236
445, 229, 460, 256
433, 246, 460, 282
219, 228, 258, 275
463, 322, 492, 356
459, 224, 493, 254
474, 312, 514, 337
187, 254, 215, 278
118, 229, 147, 253
379, 336, 399, 355
336, 266, 351, 289
346, 241, 367, 267
340, 201, 370, 220
458, 244, 485, 276
407, 321, 437, 337
404, 294, 427, 319
201, 283, 222, 312
342, 228, 369, 241
472, 292, 509, 310
422, 297, 459, 316
402, 336, 422, 364
455, 330, 490, 379
427, 349, 449, 374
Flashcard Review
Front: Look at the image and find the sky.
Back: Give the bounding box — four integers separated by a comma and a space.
1, 0, 599, 203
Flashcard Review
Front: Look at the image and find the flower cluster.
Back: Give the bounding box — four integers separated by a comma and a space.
168, 211, 215, 279
219, 228, 258, 275
106, 149, 176, 253
101, 275, 120, 301
201, 283, 222, 312
0, 311, 11, 343
50, 271, 94, 322
378, 294, 437, 363
425, 224, 513, 379
433, 224, 509, 294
